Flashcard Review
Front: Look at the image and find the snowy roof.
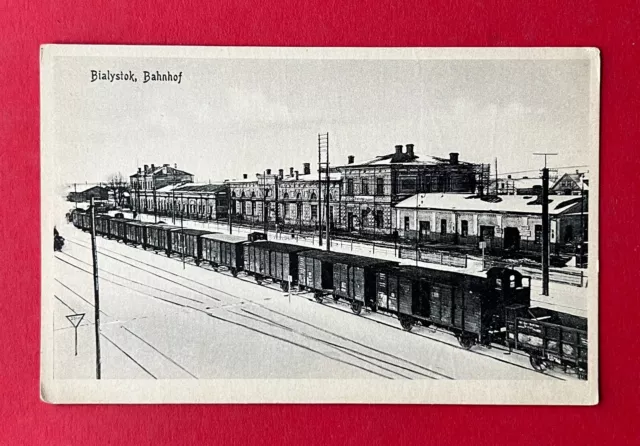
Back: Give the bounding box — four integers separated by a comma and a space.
63, 184, 106, 195
335, 153, 442, 168
174, 183, 226, 193
395, 193, 584, 216
201, 233, 248, 244
130, 165, 193, 178
281, 172, 342, 182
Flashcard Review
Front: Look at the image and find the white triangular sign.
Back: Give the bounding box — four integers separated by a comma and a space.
66, 313, 85, 328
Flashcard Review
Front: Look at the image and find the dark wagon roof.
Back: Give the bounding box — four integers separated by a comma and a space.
201, 233, 248, 244
169, 228, 218, 236
149, 224, 181, 231
378, 265, 485, 284
302, 250, 398, 268
249, 240, 314, 254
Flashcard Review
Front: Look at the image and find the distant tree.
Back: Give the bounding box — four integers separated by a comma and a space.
106, 172, 129, 207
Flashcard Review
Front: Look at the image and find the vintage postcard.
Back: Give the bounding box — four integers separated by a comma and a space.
40, 45, 599, 404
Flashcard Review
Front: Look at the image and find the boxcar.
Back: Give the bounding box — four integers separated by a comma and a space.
95, 214, 112, 237
201, 233, 247, 276
108, 218, 130, 240
169, 228, 217, 264
505, 305, 587, 379
124, 220, 154, 247
243, 241, 311, 288
146, 223, 180, 254
330, 254, 398, 314
374, 266, 531, 348
297, 250, 366, 301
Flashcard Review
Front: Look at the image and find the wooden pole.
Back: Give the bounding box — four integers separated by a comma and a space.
90, 198, 102, 379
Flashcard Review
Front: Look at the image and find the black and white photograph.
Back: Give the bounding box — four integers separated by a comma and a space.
40, 45, 599, 404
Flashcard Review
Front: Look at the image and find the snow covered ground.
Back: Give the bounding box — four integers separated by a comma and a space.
51, 219, 581, 381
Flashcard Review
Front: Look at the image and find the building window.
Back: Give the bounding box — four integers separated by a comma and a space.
361, 179, 369, 195
376, 178, 384, 195
311, 205, 318, 220
361, 210, 367, 227
346, 179, 354, 195
440, 219, 447, 235
401, 177, 416, 192
461, 220, 469, 237
535, 224, 543, 243
375, 210, 384, 229
404, 216, 410, 231
480, 225, 495, 240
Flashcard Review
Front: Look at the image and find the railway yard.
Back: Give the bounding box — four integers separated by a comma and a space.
52, 208, 586, 381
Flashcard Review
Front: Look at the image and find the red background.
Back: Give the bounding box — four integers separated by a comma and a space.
1, 0, 637, 444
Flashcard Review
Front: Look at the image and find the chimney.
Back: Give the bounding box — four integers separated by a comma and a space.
137, 167, 142, 174
576, 169, 579, 174
507, 175, 512, 179
348, 155, 355, 164
278, 169, 284, 178
163, 163, 169, 167
151, 163, 155, 171
395, 145, 403, 155
144, 164, 149, 172
406, 144, 415, 157
266, 169, 272, 175
303, 163, 311, 175
174, 163, 177, 168
243, 174, 248, 179
295, 170, 299, 180
449, 153, 459, 165
289, 167, 294, 176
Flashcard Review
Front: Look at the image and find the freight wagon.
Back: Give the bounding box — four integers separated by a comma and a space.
95, 214, 112, 237
124, 220, 155, 247
506, 305, 588, 379
201, 233, 247, 276
108, 218, 130, 240
375, 266, 530, 348
243, 241, 310, 290
330, 254, 398, 314
145, 223, 181, 254
168, 228, 217, 264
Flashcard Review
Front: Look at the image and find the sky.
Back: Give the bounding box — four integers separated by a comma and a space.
50, 54, 594, 187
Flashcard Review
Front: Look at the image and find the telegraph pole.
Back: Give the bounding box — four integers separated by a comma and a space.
228, 183, 233, 234
318, 134, 323, 247
89, 198, 102, 379
325, 134, 331, 252
534, 153, 557, 296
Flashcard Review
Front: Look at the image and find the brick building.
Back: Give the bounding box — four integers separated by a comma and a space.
130, 163, 194, 214
333, 144, 483, 236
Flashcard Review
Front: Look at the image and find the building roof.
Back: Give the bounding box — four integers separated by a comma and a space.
280, 172, 342, 182
130, 164, 193, 178
335, 153, 443, 168
173, 183, 226, 193
395, 193, 584, 216
552, 172, 590, 190
63, 184, 107, 195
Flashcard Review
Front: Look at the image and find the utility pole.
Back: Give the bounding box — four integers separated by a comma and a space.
319, 133, 330, 250
180, 194, 185, 270
89, 198, 102, 379
534, 153, 557, 296
318, 134, 323, 247
262, 171, 268, 236
74, 183, 78, 209
494, 157, 498, 196
228, 183, 233, 234
580, 174, 585, 269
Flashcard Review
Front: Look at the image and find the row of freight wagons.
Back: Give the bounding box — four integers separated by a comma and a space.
70, 210, 588, 377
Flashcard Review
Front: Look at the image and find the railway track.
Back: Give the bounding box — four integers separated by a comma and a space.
58, 231, 569, 380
